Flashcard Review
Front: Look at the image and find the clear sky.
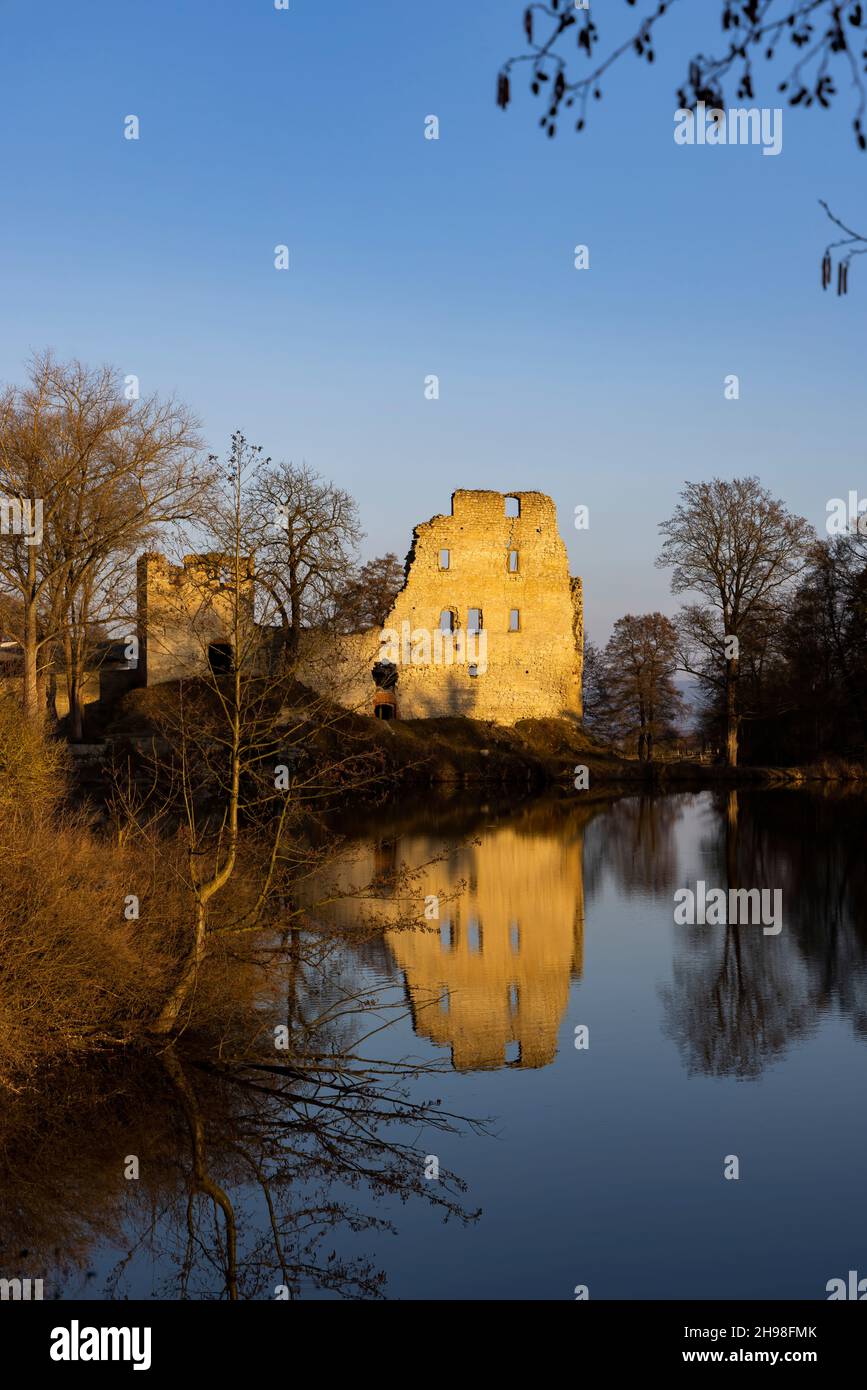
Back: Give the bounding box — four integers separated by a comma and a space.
1, 0, 864, 640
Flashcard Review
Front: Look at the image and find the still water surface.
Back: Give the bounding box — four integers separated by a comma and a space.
35, 789, 867, 1299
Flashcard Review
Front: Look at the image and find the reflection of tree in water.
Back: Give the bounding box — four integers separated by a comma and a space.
661, 921, 818, 1079
582, 793, 688, 901
0, 954, 483, 1301
661, 789, 867, 1078
740, 790, 867, 1040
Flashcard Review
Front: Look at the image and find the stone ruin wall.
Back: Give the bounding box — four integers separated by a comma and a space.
375, 489, 583, 723
295, 627, 382, 712
137, 553, 255, 686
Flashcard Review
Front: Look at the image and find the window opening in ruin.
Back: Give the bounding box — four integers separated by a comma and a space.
374, 702, 395, 721
509, 921, 520, 953
468, 919, 483, 953
505, 495, 520, 518
508, 550, 519, 572
509, 608, 520, 632
468, 664, 479, 678
467, 607, 482, 632
208, 642, 233, 674
508, 983, 520, 1014
372, 660, 398, 690
505, 1040, 522, 1065
439, 548, 450, 569
439, 609, 455, 632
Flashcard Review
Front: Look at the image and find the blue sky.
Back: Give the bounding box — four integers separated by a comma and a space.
1, 0, 864, 639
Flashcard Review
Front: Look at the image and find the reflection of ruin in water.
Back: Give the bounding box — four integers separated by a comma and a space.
324, 800, 592, 1070
388, 824, 585, 1070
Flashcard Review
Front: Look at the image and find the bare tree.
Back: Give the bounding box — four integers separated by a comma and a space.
657, 476, 813, 766
577, 638, 613, 740
250, 461, 362, 664
145, 434, 389, 1036
0, 354, 205, 728
781, 533, 867, 749
598, 612, 684, 761
57, 545, 135, 736
334, 552, 405, 631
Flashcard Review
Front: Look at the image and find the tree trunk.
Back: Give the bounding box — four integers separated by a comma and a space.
22, 553, 41, 722
152, 630, 242, 1034
724, 656, 739, 767
63, 627, 85, 740
725, 789, 739, 885
44, 668, 58, 723
150, 899, 208, 1035
287, 558, 301, 661
23, 625, 39, 720
70, 678, 84, 741
161, 1045, 238, 1300
70, 653, 84, 741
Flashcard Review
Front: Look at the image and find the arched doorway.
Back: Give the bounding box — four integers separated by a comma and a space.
374, 692, 397, 720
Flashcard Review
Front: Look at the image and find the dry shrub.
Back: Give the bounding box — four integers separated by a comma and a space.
0, 689, 68, 828
0, 698, 271, 1085
0, 815, 177, 1087
0, 818, 272, 1087
0, 694, 311, 1086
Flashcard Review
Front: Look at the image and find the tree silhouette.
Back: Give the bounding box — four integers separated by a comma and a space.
498, 1, 867, 292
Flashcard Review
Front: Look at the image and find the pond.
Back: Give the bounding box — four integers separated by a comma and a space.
9, 787, 867, 1300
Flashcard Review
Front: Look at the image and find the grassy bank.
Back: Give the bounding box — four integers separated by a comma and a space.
97, 682, 867, 796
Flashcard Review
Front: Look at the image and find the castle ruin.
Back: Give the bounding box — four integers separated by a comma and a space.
136, 490, 583, 726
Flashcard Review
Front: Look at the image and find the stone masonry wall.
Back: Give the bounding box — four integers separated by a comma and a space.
375, 489, 582, 723
138, 553, 255, 685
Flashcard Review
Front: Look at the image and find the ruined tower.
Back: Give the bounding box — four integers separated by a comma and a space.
137, 553, 255, 685
375, 489, 583, 722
